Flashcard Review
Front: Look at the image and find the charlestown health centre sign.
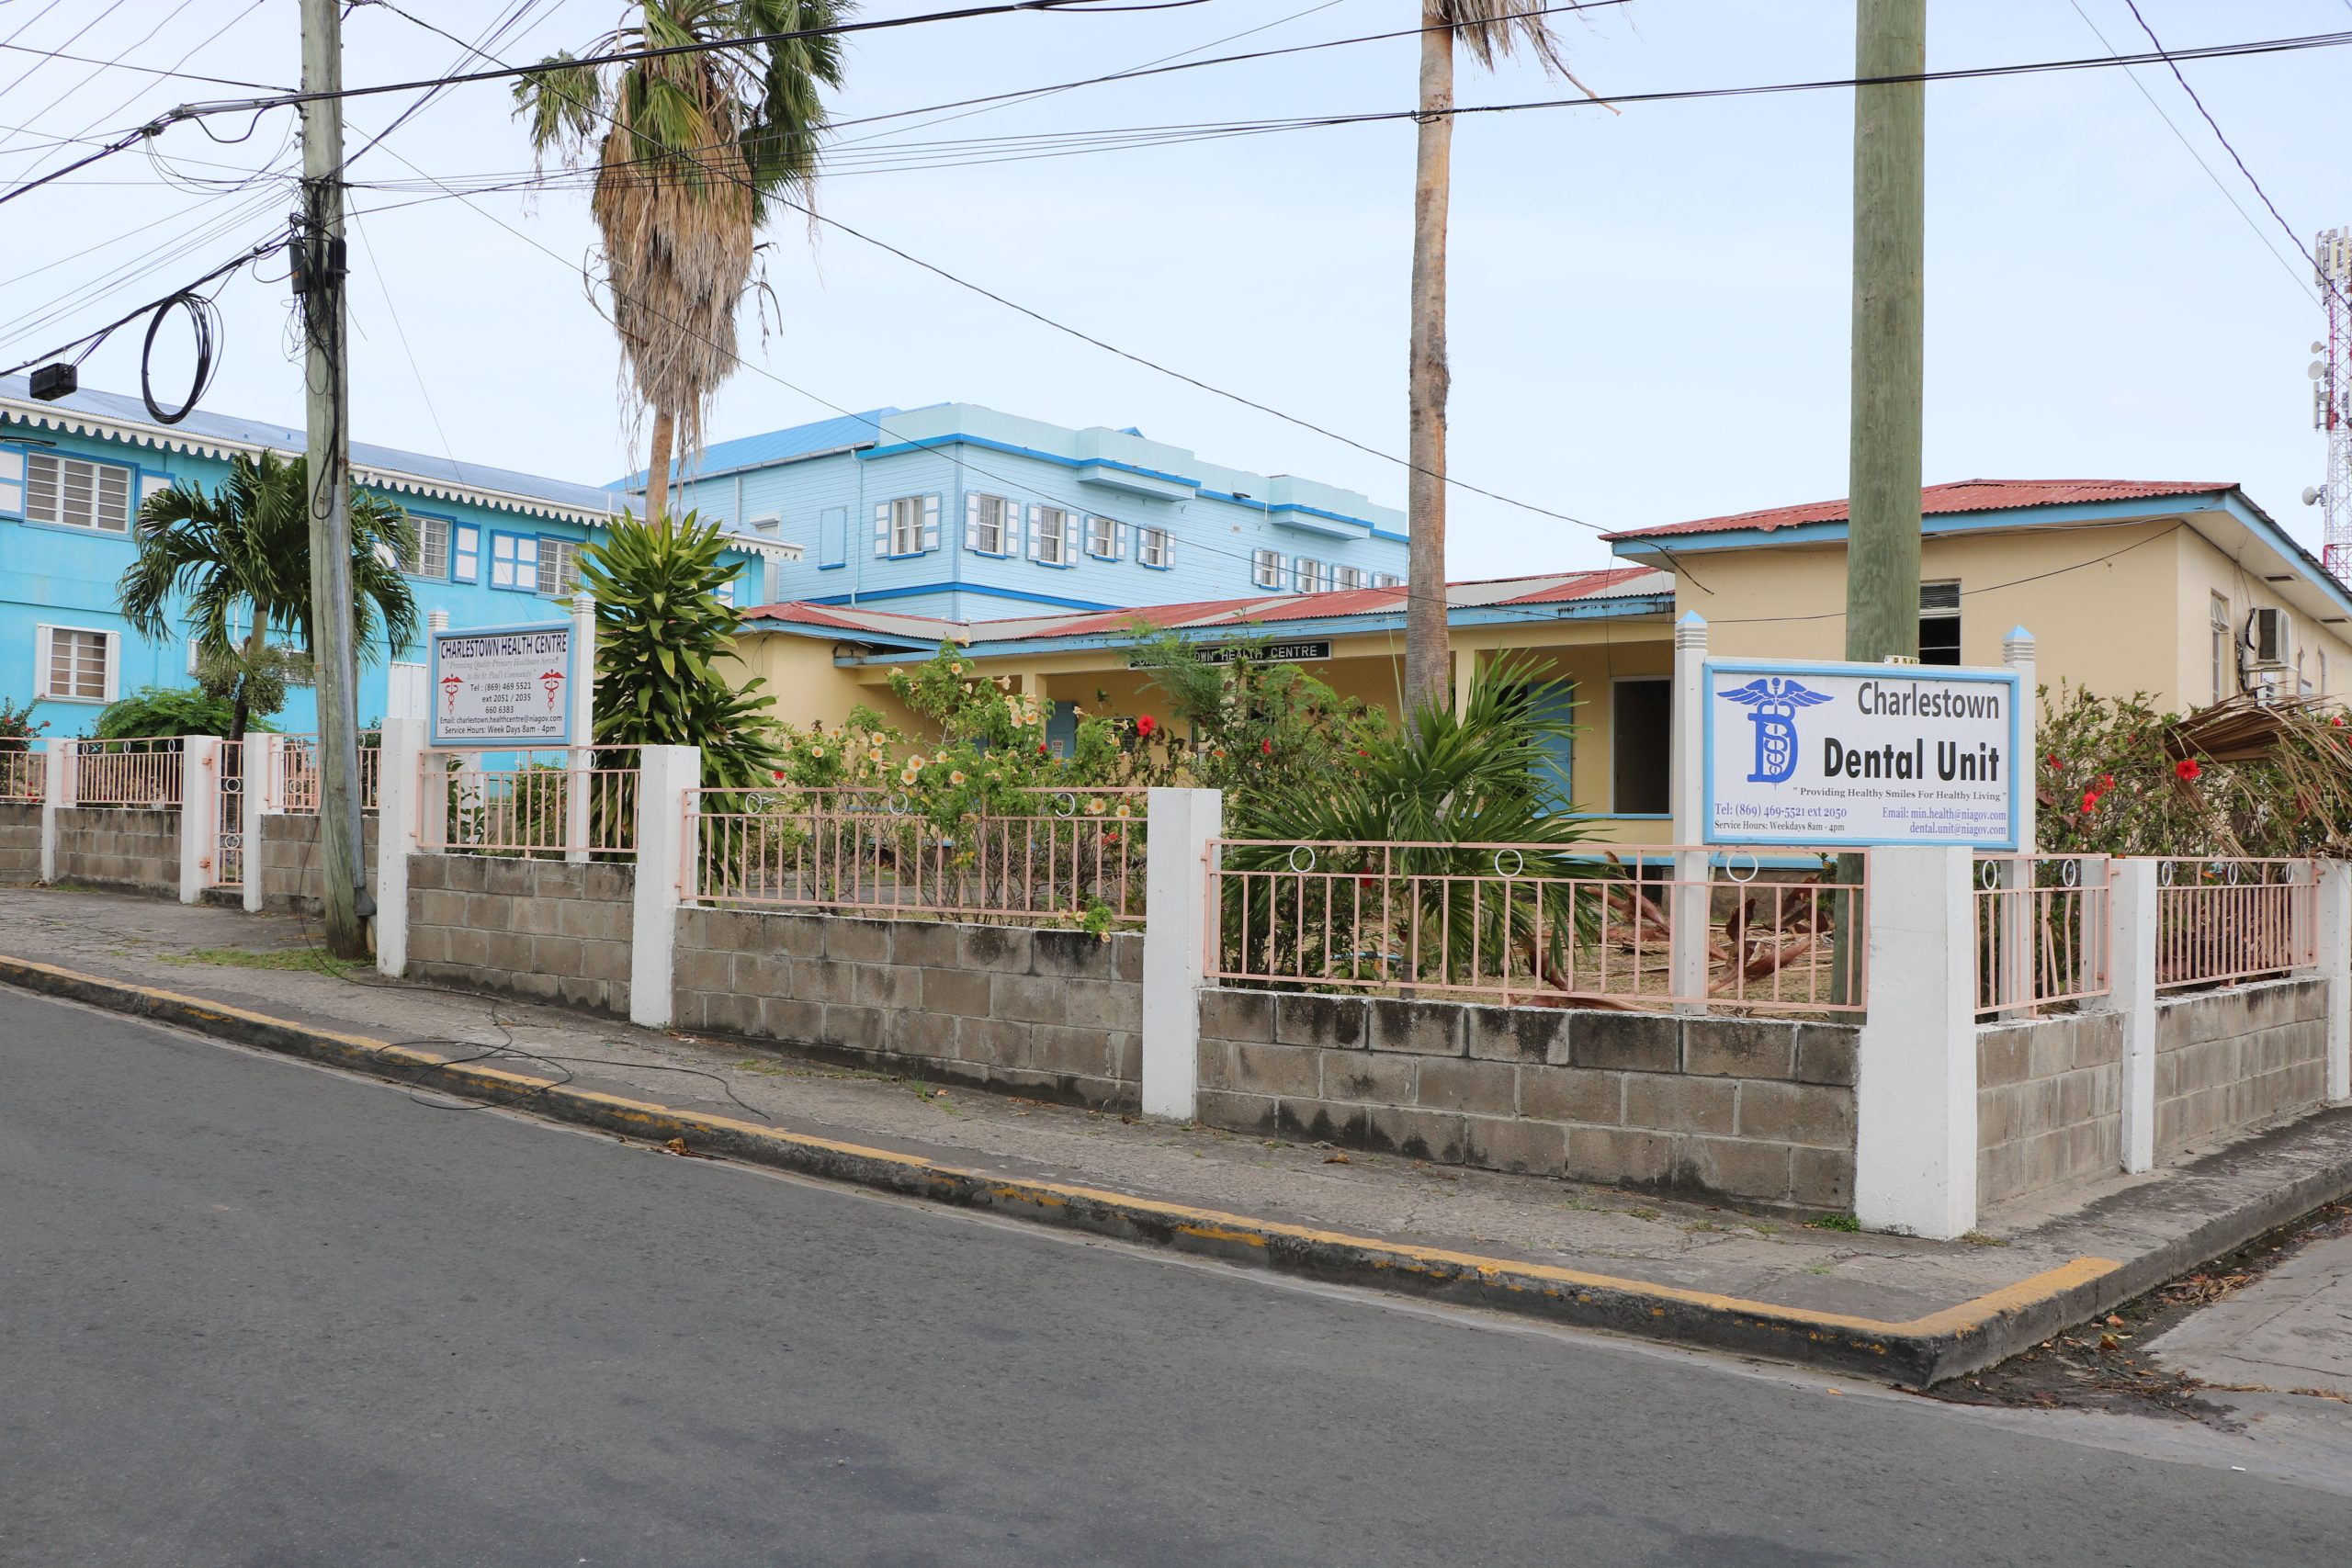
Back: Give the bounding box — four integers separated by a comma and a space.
1703, 658, 2020, 849
429, 623, 574, 747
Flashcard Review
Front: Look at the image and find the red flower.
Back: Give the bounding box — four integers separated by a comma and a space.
1261, 738, 1274, 755
2045, 753, 2060, 768
2081, 790, 2099, 814
2176, 758, 2202, 782
2099, 773, 2114, 791
1136, 715, 1156, 739
2335, 716, 2346, 728
770, 770, 785, 782
1037, 742, 1048, 755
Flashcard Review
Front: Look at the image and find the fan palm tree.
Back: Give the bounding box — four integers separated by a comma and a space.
119, 451, 420, 743
514, 0, 849, 525
1404, 4, 1578, 719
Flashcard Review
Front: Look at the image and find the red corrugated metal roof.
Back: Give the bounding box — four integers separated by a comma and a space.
1601, 479, 2233, 542
1492, 566, 1661, 604
738, 601, 948, 633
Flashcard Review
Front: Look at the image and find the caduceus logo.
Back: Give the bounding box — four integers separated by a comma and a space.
1717, 677, 1832, 784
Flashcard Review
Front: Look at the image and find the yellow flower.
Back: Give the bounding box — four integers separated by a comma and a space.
951, 661, 965, 675
809, 746, 825, 760
905, 755, 923, 771
1086, 796, 1106, 816
1114, 803, 1133, 819
950, 770, 967, 785
899, 769, 919, 786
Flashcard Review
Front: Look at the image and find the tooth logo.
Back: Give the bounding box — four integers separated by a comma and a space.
1717, 677, 1832, 784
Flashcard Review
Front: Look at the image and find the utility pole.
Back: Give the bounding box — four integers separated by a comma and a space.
300, 0, 369, 958
1845, 0, 1926, 666
1402, 0, 1453, 724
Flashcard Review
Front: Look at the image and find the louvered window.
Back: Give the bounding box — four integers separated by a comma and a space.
25, 453, 131, 534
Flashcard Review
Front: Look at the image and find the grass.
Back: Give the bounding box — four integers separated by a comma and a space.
1804, 1212, 1862, 1233
163, 945, 356, 979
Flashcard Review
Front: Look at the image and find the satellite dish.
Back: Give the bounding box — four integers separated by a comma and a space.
2316, 342, 2329, 354
2306, 487, 2323, 506
2312, 362, 2327, 379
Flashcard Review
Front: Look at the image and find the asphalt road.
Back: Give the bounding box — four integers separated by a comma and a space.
5, 990, 2347, 1567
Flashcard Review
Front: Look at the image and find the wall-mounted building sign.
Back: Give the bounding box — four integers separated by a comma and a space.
429, 623, 574, 747
1198, 639, 1330, 665
1703, 659, 2019, 848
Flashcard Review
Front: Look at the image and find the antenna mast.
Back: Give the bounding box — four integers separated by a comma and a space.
2315, 228, 2352, 582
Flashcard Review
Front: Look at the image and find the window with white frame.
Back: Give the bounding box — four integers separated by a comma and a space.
1086, 514, 1118, 558
40, 626, 113, 702
25, 453, 131, 535
1136, 525, 1170, 569
490, 532, 538, 591
1251, 548, 1284, 590
1033, 505, 1073, 565
891, 496, 926, 556
400, 514, 451, 579
1373, 572, 1402, 591
967, 494, 1010, 555
1295, 558, 1330, 593
1333, 564, 1364, 592
537, 537, 582, 596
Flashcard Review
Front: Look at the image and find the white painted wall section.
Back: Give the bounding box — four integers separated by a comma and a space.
1142, 785, 1222, 1122
1856, 844, 1979, 1239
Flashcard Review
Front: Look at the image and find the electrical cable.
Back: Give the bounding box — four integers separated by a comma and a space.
0, 39, 284, 93
137, 288, 221, 424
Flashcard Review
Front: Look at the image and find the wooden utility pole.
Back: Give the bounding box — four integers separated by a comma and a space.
300, 0, 368, 957
1845, 0, 1926, 665
1403, 1, 1454, 722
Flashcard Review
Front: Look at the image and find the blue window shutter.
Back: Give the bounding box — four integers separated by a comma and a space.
874, 502, 890, 557
1530, 682, 1577, 813
818, 506, 846, 568
922, 494, 940, 552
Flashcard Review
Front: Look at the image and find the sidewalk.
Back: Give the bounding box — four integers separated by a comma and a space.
6, 886, 2350, 1387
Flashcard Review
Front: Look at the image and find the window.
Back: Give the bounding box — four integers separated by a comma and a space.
400, 514, 451, 579
40, 626, 113, 703
2211, 592, 2232, 703
451, 523, 480, 584
1136, 525, 1171, 570
1295, 558, 1330, 593
1086, 514, 1119, 559
1333, 564, 1364, 592
1031, 505, 1074, 566
1611, 678, 1672, 814
877, 495, 941, 557
1918, 580, 1961, 665
1373, 572, 1402, 591
490, 532, 539, 591
1251, 548, 1284, 590
537, 537, 582, 596
25, 453, 131, 534
967, 494, 1010, 555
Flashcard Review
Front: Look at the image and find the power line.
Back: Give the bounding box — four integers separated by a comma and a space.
0, 35, 285, 92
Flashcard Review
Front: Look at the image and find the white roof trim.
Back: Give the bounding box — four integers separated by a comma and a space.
0, 396, 618, 528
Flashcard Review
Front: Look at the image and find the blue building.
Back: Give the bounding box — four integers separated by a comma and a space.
0, 376, 777, 738
626, 402, 1409, 620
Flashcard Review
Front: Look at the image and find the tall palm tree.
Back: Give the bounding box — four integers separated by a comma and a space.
514, 0, 849, 525
1404, 3, 1569, 719
119, 451, 420, 743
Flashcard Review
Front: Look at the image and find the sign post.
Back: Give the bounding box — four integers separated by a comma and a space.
428, 623, 576, 750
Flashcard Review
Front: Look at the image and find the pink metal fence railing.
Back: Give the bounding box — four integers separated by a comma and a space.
684, 785, 1147, 926
279, 736, 381, 814
0, 745, 41, 802
1209, 840, 1865, 1012
1973, 854, 2110, 1017
2153, 858, 2313, 992
419, 747, 640, 857
68, 738, 183, 807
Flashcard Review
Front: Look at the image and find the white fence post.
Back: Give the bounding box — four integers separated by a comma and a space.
178, 736, 220, 904
2315, 860, 2352, 1105
1856, 844, 1979, 1238
565, 590, 596, 864
242, 734, 283, 914
1668, 611, 1710, 1011
629, 744, 697, 1030
1996, 628, 2038, 1017
39, 741, 70, 882
1142, 785, 1224, 1122
2098, 857, 2160, 1171
374, 717, 425, 977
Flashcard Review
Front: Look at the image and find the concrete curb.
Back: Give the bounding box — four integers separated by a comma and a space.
0, 953, 2185, 1386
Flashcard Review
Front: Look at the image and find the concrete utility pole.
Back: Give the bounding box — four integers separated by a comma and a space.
1402, 0, 1455, 724
300, 0, 369, 958
1845, 0, 1926, 666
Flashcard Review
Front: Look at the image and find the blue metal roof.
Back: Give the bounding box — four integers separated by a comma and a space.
608, 407, 901, 490
0, 375, 619, 518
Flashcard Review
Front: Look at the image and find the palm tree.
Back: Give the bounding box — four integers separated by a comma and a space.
119, 451, 420, 743
514, 0, 848, 525
1404, 4, 1571, 719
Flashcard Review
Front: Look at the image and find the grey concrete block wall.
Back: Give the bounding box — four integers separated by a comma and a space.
0, 802, 40, 885
2154, 977, 2330, 1161
51, 806, 177, 896
1975, 1010, 2122, 1209
405, 853, 634, 1015
1195, 990, 1859, 1208
674, 908, 1145, 1108
255, 812, 379, 915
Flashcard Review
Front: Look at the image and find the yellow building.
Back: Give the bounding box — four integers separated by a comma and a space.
728, 480, 2351, 845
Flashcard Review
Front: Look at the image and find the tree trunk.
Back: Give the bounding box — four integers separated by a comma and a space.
230, 621, 268, 745
645, 404, 675, 528
1404, 6, 1454, 726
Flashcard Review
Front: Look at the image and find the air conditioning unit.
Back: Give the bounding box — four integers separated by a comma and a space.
2248, 606, 2290, 668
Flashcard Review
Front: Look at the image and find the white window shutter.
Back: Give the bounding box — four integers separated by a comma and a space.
33, 626, 52, 701
1114, 520, 1128, 558
965, 492, 979, 552
139, 472, 171, 505
1162, 533, 1177, 570
1026, 504, 1040, 559
922, 494, 940, 552
875, 502, 890, 557
100, 632, 119, 703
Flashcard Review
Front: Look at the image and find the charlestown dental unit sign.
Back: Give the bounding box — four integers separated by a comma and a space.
1703, 659, 2020, 849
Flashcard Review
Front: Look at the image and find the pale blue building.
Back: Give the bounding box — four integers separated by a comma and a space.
626, 403, 1409, 620
0, 376, 774, 738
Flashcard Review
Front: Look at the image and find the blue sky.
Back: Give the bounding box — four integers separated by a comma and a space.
3, 0, 2346, 582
